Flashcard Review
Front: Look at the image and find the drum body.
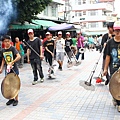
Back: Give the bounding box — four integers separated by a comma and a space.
1, 73, 21, 99
109, 69, 120, 100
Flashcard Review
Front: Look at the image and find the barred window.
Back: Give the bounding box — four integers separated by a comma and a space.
51, 6, 57, 17
44, 7, 48, 16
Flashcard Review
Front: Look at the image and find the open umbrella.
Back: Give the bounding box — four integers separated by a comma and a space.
48, 23, 76, 31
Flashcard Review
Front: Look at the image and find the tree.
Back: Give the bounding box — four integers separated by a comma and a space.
13, 0, 52, 24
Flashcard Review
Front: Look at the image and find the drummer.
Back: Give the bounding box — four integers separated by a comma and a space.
0, 35, 21, 106
103, 21, 120, 112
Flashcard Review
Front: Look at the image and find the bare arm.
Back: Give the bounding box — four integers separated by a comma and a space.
27, 49, 30, 63
45, 47, 52, 55
11, 53, 21, 65
103, 55, 110, 76
0, 58, 5, 72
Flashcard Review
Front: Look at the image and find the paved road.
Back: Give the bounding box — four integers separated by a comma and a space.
0, 50, 120, 120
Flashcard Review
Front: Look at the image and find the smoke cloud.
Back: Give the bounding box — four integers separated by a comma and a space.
0, 0, 16, 34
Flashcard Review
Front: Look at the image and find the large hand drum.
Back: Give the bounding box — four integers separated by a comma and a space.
109, 69, 120, 100
1, 73, 21, 99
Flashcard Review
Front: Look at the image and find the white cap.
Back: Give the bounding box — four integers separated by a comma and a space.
66, 32, 70, 35
77, 31, 81, 34
46, 32, 50, 35
28, 29, 34, 34
58, 31, 62, 34
113, 21, 120, 30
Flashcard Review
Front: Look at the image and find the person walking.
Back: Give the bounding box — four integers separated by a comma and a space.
55, 31, 65, 71
103, 21, 120, 112
27, 29, 44, 85
65, 32, 73, 63
76, 32, 85, 61
0, 35, 21, 106
43, 32, 55, 77
101, 22, 115, 85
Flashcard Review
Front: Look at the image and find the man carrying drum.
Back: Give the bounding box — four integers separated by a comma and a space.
0, 35, 21, 106
103, 21, 120, 112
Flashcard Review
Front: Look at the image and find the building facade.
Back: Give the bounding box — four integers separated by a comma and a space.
37, 0, 64, 21
58, 0, 116, 35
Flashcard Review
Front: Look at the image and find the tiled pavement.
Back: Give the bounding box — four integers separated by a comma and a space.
0, 50, 120, 120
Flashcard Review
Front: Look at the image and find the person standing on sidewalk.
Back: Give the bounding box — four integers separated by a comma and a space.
103, 21, 120, 112
101, 22, 114, 85
27, 29, 44, 85
0, 35, 21, 106
15, 37, 25, 68
55, 31, 65, 71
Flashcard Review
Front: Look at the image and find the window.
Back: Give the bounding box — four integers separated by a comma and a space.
103, 22, 107, 27
83, 23, 86, 27
83, 11, 86, 15
78, 0, 81, 5
89, 10, 98, 16
51, 6, 56, 17
75, 12, 77, 17
88, 22, 99, 28
44, 7, 48, 16
79, 12, 82, 16
83, 0, 86, 4
75, 12, 82, 16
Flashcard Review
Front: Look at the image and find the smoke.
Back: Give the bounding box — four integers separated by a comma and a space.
0, 0, 16, 34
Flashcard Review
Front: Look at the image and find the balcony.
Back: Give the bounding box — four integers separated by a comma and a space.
72, 3, 113, 12
73, 15, 107, 23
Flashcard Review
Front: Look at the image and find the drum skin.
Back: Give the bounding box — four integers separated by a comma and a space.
1, 73, 21, 99
109, 69, 120, 100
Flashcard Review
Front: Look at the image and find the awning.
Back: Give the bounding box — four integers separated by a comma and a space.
32, 19, 57, 29
9, 22, 41, 30
48, 23, 76, 31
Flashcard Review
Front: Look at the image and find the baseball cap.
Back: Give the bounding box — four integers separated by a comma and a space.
66, 32, 70, 35
46, 32, 50, 35
28, 29, 34, 34
58, 31, 62, 35
77, 31, 81, 34
113, 21, 120, 30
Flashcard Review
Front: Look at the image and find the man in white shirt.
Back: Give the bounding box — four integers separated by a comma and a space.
55, 31, 65, 70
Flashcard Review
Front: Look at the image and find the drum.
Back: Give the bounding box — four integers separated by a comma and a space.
109, 69, 120, 100
1, 73, 21, 99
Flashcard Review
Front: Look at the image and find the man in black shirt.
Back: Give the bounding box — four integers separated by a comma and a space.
101, 22, 114, 85
0, 35, 21, 106
103, 21, 120, 112
65, 32, 73, 63
27, 29, 44, 85
43, 32, 55, 77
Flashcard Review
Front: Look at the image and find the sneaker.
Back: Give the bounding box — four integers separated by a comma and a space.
117, 106, 120, 112
40, 78, 44, 83
59, 66, 62, 71
105, 79, 109, 85
32, 81, 38, 85
58, 65, 61, 69
112, 99, 117, 106
6, 99, 15, 106
13, 100, 18, 106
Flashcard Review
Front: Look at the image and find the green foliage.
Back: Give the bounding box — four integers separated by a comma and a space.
12, 0, 52, 24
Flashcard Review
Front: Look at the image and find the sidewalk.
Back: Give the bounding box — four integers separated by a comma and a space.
0, 50, 120, 120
